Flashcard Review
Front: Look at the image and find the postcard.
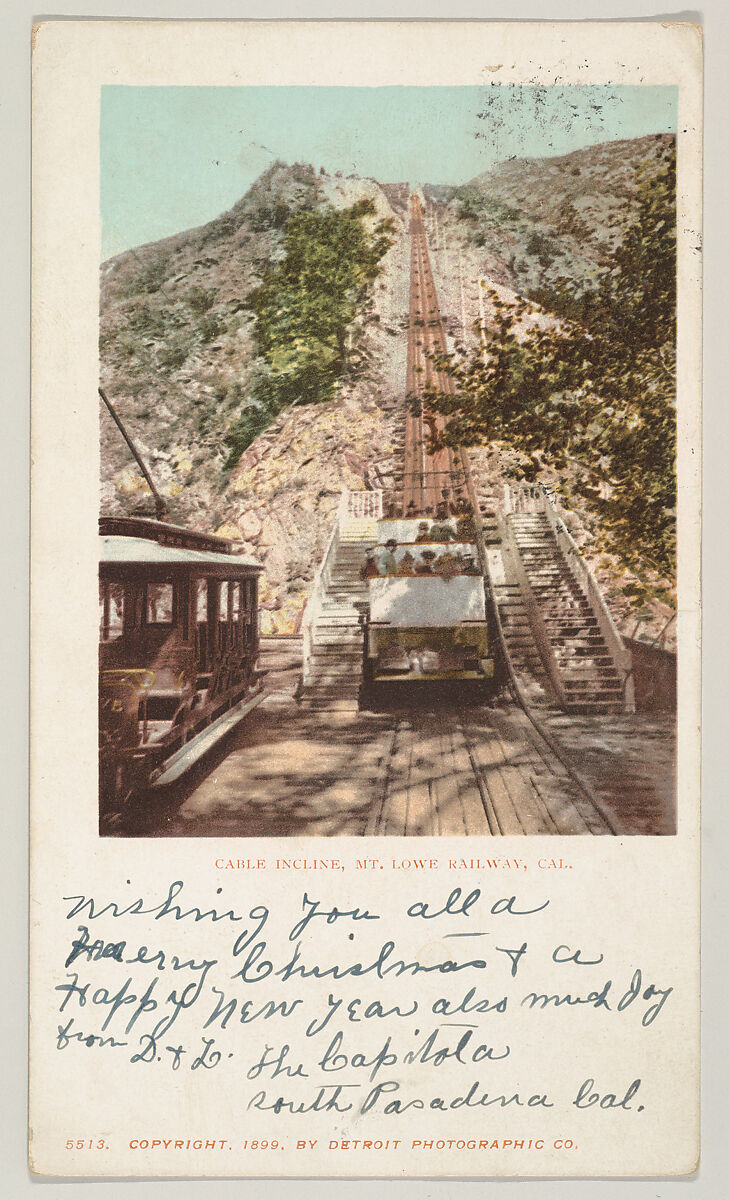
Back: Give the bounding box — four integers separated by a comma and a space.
30, 19, 701, 1177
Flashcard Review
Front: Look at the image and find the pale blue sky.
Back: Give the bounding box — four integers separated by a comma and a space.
101, 85, 677, 261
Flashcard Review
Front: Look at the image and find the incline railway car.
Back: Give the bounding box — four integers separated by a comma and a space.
99, 516, 263, 819
364, 514, 495, 686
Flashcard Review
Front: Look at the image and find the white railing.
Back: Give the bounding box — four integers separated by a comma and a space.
345, 489, 383, 521
301, 492, 347, 685
504, 481, 561, 515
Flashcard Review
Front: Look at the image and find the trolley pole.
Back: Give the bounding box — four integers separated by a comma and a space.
99, 386, 168, 521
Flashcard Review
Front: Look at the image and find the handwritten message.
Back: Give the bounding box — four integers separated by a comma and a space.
51, 878, 673, 1132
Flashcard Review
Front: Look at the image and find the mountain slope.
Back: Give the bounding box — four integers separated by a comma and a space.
99, 137, 676, 640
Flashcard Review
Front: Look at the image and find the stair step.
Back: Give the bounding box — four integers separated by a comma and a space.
315, 617, 362, 627
313, 625, 362, 634
564, 689, 621, 698
554, 641, 611, 651
536, 602, 591, 612
301, 687, 362, 699
560, 669, 620, 681
553, 636, 603, 645
311, 650, 363, 659
559, 665, 615, 676
307, 673, 363, 684
565, 702, 622, 714
312, 628, 362, 638
552, 641, 608, 651
311, 644, 363, 653
553, 637, 609, 647
315, 630, 362, 639
544, 617, 598, 627
541, 608, 594, 618
549, 618, 598, 629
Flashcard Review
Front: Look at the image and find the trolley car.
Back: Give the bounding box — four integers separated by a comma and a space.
99, 515, 263, 818
363, 513, 495, 687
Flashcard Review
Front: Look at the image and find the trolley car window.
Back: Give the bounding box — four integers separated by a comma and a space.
179, 579, 190, 642
146, 582, 174, 625
219, 581, 229, 621
196, 579, 208, 622
99, 580, 124, 642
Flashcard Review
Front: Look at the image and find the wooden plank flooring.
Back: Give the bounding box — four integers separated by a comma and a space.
120, 705, 621, 839
109, 647, 675, 839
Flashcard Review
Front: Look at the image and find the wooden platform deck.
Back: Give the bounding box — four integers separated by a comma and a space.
111, 646, 675, 838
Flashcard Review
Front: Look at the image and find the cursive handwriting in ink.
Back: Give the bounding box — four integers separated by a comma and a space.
51, 878, 674, 1126
64, 881, 245, 925
289, 894, 380, 940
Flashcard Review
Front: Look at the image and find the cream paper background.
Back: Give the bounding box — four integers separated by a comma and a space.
29, 19, 701, 1182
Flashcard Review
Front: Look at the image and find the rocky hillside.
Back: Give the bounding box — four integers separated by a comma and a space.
99, 137, 675, 642
426, 133, 674, 299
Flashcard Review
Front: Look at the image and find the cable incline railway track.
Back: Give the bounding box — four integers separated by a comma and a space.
403, 195, 468, 518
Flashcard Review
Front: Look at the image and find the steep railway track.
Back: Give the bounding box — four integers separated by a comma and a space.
403, 195, 467, 517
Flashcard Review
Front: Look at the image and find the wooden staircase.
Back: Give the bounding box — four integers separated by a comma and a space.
510, 514, 626, 713
482, 513, 551, 703
299, 518, 375, 710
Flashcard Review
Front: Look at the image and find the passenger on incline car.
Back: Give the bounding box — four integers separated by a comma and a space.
456, 513, 477, 541
428, 519, 457, 543
376, 539, 399, 576
397, 551, 416, 576
433, 551, 460, 579
361, 550, 380, 580
448, 489, 465, 516
436, 489, 453, 520
414, 549, 437, 575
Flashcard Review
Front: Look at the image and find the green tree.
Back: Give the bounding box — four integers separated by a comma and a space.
426, 142, 677, 601
224, 197, 393, 467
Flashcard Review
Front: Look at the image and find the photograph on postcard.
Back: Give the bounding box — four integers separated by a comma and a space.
98, 83, 678, 838
30, 21, 701, 1181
